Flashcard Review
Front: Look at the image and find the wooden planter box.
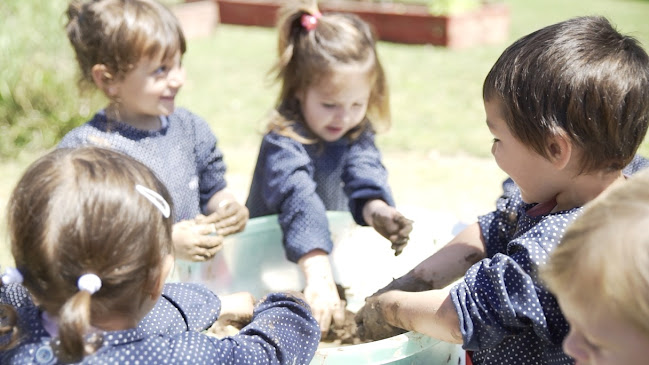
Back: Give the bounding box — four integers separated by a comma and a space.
171, 0, 220, 39
215, 0, 510, 48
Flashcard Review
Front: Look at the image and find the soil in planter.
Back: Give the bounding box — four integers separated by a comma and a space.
208, 284, 367, 347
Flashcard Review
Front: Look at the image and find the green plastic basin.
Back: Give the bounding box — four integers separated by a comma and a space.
171, 210, 465, 365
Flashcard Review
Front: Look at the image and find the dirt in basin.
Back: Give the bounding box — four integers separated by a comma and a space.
208, 284, 367, 347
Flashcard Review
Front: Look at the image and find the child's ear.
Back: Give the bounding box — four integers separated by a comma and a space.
91, 64, 117, 97
548, 133, 572, 170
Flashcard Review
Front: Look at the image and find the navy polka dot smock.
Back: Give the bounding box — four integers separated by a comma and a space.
58, 108, 227, 222
1, 283, 320, 364
450, 155, 649, 365
246, 127, 395, 263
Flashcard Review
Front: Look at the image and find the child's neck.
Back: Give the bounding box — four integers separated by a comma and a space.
553, 170, 625, 212
106, 104, 162, 131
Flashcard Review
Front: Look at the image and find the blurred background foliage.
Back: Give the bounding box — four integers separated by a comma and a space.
1, 0, 649, 160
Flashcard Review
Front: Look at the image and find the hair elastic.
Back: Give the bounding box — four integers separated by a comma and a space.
1, 267, 24, 285
77, 273, 102, 294
301, 11, 321, 31
135, 184, 171, 218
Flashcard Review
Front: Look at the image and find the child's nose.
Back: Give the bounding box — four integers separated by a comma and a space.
562, 330, 587, 362
168, 67, 186, 88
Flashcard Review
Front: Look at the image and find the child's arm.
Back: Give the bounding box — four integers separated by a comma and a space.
342, 131, 413, 254
191, 113, 248, 235
166, 292, 321, 364
355, 222, 485, 340
356, 288, 463, 344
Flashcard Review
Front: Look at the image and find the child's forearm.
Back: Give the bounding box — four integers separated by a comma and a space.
408, 222, 486, 289
380, 289, 463, 344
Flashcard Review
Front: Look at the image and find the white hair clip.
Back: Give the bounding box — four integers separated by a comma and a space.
2, 267, 24, 285
77, 273, 102, 294
135, 184, 170, 218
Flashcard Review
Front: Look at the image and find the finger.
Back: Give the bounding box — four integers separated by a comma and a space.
332, 301, 346, 327
192, 253, 208, 262
193, 223, 218, 236
194, 214, 209, 224
318, 307, 332, 334
197, 235, 224, 250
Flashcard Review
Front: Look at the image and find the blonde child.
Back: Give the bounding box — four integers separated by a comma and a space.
59, 0, 248, 262
245, 1, 413, 333
354, 16, 649, 365
542, 169, 649, 365
0, 147, 319, 364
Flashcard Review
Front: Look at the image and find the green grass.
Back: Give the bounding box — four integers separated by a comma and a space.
1, 0, 649, 267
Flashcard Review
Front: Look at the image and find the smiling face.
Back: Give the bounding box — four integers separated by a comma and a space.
298, 64, 372, 142
485, 98, 563, 204
558, 295, 649, 365
110, 51, 186, 129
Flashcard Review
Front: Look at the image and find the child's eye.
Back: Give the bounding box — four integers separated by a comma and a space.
492, 138, 500, 143
322, 103, 336, 108
153, 66, 168, 76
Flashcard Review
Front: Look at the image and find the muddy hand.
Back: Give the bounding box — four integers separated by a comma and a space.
213, 200, 249, 236
355, 296, 406, 341
218, 292, 255, 327
303, 278, 345, 334
197, 200, 249, 236
172, 220, 224, 261
372, 210, 413, 256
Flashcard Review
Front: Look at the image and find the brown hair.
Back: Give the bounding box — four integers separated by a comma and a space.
483, 16, 649, 173
542, 168, 649, 337
3, 147, 173, 361
66, 0, 186, 88
267, 0, 389, 143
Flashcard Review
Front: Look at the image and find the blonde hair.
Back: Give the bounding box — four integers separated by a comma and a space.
542, 168, 649, 337
66, 0, 186, 88
3, 147, 174, 361
267, 0, 389, 143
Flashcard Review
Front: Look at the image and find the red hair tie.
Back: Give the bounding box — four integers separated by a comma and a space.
301, 11, 321, 31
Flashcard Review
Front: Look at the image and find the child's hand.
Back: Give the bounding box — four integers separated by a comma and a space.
355, 292, 407, 341
303, 275, 346, 334
298, 251, 346, 334
172, 220, 224, 261
218, 292, 255, 327
364, 201, 413, 256
197, 200, 249, 236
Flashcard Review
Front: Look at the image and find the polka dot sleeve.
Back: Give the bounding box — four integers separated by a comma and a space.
247, 133, 334, 263
450, 195, 580, 364
342, 129, 395, 225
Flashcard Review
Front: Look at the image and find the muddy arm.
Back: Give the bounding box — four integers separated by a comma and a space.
374, 222, 486, 295
358, 288, 463, 344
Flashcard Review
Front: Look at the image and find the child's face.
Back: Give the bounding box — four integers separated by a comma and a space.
298, 65, 372, 142
485, 99, 561, 204
111, 51, 185, 127
558, 295, 649, 365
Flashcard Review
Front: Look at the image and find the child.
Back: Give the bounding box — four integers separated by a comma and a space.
59, 0, 248, 262
244, 1, 413, 333
542, 168, 649, 365
0, 147, 320, 364
354, 16, 649, 365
